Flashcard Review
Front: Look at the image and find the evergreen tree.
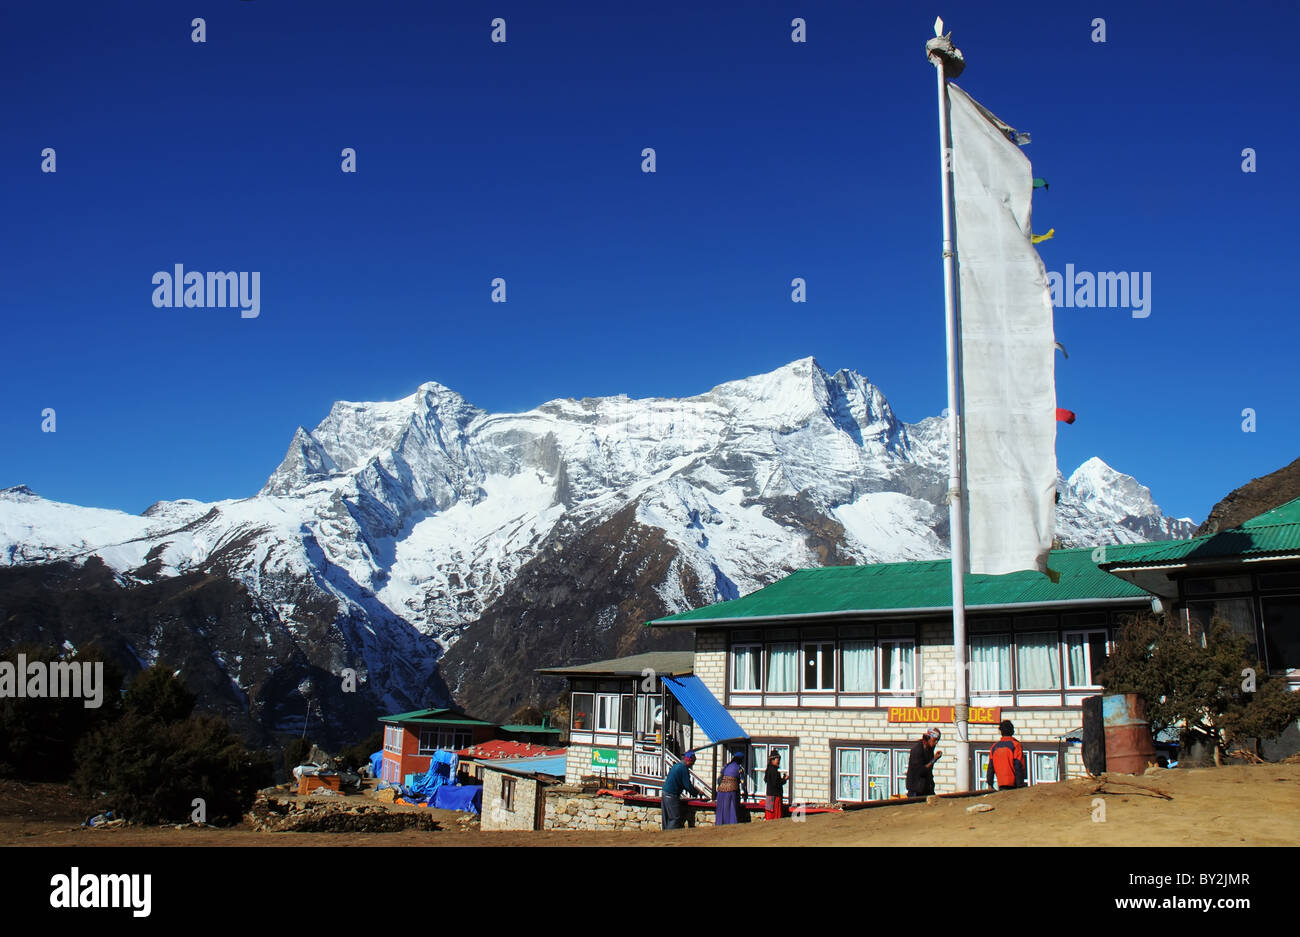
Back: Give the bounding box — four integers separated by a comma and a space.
1099, 614, 1300, 764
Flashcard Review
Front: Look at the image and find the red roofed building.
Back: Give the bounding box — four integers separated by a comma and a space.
456, 740, 568, 781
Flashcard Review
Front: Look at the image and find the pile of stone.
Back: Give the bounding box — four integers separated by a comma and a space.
245, 793, 440, 833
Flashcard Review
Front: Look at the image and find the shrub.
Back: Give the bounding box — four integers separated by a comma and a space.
337, 729, 383, 771
0, 644, 123, 780
73, 665, 272, 824
282, 737, 314, 773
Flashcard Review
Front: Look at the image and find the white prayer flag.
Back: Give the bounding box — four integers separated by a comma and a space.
949, 82, 1057, 576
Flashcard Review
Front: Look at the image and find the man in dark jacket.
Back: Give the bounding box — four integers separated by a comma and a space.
986, 720, 1026, 790
661, 750, 699, 829
906, 728, 942, 797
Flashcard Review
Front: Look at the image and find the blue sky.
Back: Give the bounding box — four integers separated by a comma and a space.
3, 0, 1295, 522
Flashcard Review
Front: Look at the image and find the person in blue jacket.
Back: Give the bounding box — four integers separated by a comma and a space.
661, 750, 699, 829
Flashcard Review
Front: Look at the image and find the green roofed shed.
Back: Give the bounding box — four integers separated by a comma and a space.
1101, 496, 1300, 567
378, 707, 495, 726
1100, 496, 1300, 599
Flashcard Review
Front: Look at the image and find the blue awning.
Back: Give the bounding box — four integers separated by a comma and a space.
662, 674, 750, 745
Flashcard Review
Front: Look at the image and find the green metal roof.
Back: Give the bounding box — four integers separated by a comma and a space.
378, 707, 495, 726
1102, 496, 1300, 568
648, 547, 1150, 627
499, 724, 562, 735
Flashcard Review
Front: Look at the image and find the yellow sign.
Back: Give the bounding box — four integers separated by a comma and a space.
887, 706, 1002, 724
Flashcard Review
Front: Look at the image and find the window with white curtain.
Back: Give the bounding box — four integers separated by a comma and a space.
596, 693, 621, 731
977, 748, 1062, 789
1032, 751, 1059, 783
836, 748, 862, 801
636, 695, 663, 736
1064, 630, 1109, 687
803, 641, 835, 691
879, 640, 915, 692
731, 644, 762, 692
418, 728, 472, 754
970, 634, 1013, 692
832, 748, 894, 800
767, 642, 798, 693
748, 743, 792, 800
835, 745, 912, 802
1015, 631, 1060, 689
840, 639, 875, 692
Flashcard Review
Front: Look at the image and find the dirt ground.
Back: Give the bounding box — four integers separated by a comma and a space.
4, 763, 1297, 847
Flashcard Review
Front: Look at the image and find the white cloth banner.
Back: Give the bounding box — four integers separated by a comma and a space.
949, 83, 1056, 575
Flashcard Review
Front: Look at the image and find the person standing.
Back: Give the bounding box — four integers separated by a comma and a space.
763, 750, 788, 820
986, 720, 1026, 790
714, 751, 745, 825
661, 750, 699, 830
906, 728, 943, 798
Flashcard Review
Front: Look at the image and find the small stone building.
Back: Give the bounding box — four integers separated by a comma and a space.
479, 754, 566, 831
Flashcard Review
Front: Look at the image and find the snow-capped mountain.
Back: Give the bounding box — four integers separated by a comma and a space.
0, 358, 1196, 733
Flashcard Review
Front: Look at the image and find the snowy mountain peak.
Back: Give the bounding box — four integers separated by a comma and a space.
1057, 456, 1193, 544
1067, 457, 1157, 515
261, 427, 341, 496
1, 359, 1199, 735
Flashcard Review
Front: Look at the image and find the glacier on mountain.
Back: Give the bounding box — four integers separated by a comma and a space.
0, 358, 1196, 729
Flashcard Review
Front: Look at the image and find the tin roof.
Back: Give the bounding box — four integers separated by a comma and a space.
662, 674, 749, 745
378, 707, 495, 726
648, 546, 1150, 627
481, 754, 568, 779
456, 740, 567, 761
536, 650, 694, 678
499, 724, 562, 735
1101, 496, 1300, 569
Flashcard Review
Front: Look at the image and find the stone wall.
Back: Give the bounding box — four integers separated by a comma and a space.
481, 769, 541, 831
543, 786, 718, 831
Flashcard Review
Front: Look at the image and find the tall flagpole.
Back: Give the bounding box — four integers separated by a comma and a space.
927, 17, 971, 792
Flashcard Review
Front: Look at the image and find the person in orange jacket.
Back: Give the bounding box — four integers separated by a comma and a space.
986, 720, 1026, 790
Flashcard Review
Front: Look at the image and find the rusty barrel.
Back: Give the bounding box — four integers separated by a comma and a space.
1101, 693, 1157, 774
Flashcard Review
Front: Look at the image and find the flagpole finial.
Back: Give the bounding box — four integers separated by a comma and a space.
925, 24, 965, 77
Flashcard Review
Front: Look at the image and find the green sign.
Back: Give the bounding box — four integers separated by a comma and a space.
591, 748, 619, 769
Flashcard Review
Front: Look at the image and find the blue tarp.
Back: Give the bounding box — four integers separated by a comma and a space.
433, 784, 482, 814
662, 674, 750, 744
369, 750, 384, 778
403, 749, 459, 804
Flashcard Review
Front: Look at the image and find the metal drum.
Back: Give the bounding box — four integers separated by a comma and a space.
1101, 693, 1157, 775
